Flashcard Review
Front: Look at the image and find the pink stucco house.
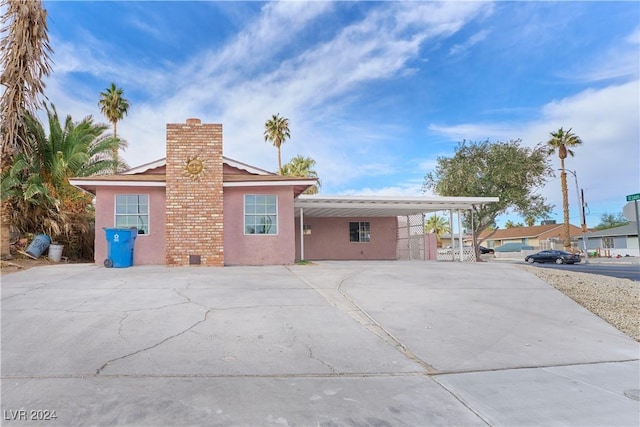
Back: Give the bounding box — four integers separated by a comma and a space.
70, 118, 498, 266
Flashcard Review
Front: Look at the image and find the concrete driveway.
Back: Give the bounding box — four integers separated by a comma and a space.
1, 261, 638, 426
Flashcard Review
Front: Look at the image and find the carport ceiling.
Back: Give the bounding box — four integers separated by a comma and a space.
294, 195, 499, 217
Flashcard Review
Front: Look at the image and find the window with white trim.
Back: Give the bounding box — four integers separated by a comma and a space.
244, 195, 277, 235
115, 194, 149, 234
349, 221, 370, 242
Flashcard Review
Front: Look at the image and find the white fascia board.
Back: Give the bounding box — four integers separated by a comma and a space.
295, 201, 476, 211
296, 195, 499, 204
68, 179, 166, 187
223, 157, 273, 175
122, 158, 166, 175
224, 180, 317, 187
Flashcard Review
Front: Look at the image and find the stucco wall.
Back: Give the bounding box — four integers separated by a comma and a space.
223, 186, 296, 265
94, 186, 166, 265
294, 217, 398, 260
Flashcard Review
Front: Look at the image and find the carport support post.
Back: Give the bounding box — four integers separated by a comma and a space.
457, 209, 464, 262
406, 215, 411, 260
449, 210, 455, 261
299, 207, 305, 261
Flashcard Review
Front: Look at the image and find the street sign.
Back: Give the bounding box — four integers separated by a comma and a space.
626, 193, 640, 202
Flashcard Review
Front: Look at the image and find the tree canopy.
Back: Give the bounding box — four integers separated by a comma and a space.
424, 214, 449, 241
280, 155, 320, 194
595, 212, 629, 230
423, 139, 553, 246
1, 104, 118, 259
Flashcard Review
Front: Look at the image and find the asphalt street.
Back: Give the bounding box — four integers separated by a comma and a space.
527, 262, 640, 281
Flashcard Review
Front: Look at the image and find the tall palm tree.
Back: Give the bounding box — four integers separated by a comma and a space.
280, 155, 321, 194
263, 113, 290, 174
98, 83, 130, 173
546, 127, 583, 249
0, 0, 53, 259
424, 214, 450, 243
0, 0, 53, 162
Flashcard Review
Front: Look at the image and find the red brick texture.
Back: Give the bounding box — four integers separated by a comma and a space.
165, 119, 224, 266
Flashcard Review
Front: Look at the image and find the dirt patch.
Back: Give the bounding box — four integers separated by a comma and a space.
0, 255, 66, 276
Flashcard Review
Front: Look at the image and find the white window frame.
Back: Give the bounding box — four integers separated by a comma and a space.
244, 194, 278, 235
601, 237, 614, 249
114, 194, 150, 235
349, 221, 370, 243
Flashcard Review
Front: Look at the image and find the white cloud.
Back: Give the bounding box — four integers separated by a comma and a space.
43, 1, 494, 196
338, 180, 425, 198
563, 27, 639, 83
449, 29, 490, 56
428, 79, 640, 220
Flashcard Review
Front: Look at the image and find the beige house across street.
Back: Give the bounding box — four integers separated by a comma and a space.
471, 223, 585, 251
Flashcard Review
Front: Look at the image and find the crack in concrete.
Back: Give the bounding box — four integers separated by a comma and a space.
287, 266, 438, 374
95, 308, 212, 375
1, 282, 53, 301
214, 304, 326, 311
2, 371, 427, 380
173, 288, 210, 310
430, 375, 493, 426
117, 312, 129, 341
306, 345, 338, 374
68, 289, 124, 311
1, 266, 114, 301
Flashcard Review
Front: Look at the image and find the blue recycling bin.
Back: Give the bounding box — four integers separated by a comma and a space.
103, 227, 138, 268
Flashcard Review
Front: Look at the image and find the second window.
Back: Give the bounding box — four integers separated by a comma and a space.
245, 195, 278, 235
349, 221, 370, 242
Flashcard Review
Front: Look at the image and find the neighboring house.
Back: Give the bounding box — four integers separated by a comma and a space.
471, 223, 584, 250
578, 222, 639, 257
70, 118, 498, 266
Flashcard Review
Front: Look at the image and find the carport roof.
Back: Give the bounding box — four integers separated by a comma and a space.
294, 195, 499, 217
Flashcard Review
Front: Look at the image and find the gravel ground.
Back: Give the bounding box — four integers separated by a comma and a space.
519, 265, 639, 342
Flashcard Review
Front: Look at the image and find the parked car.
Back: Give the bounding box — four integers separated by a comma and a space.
524, 250, 581, 265
494, 243, 534, 252
479, 246, 494, 254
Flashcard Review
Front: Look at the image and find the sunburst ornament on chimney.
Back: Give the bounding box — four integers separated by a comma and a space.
184, 155, 206, 181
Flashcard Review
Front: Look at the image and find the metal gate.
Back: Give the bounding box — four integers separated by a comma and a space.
397, 214, 426, 260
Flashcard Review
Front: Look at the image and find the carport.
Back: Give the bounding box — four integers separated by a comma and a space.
294, 195, 499, 262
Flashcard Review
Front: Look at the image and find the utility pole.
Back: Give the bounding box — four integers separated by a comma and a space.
567, 169, 589, 263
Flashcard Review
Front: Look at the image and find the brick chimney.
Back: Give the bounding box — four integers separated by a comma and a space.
165, 119, 224, 266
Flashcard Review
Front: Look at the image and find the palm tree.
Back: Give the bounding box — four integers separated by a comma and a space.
504, 220, 524, 228
98, 82, 130, 173
0, 0, 53, 258
280, 155, 320, 194
0, 0, 53, 162
424, 214, 450, 244
263, 113, 290, 174
546, 127, 583, 249
524, 216, 536, 227
1, 104, 119, 257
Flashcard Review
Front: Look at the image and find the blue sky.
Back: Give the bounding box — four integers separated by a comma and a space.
39, 1, 639, 227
